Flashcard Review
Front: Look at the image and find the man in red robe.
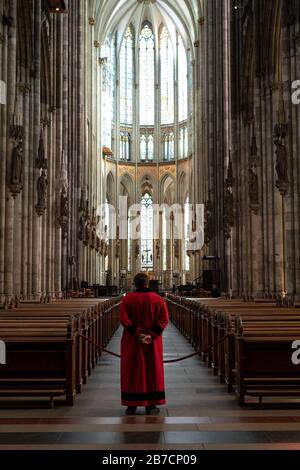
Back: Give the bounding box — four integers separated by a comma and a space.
120, 273, 169, 416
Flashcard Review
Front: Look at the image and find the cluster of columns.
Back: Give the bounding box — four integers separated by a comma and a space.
1, 0, 300, 300
200, 0, 300, 299
0, 0, 83, 302
229, 0, 300, 298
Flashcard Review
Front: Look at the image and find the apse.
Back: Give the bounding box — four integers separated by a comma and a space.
98, 0, 195, 164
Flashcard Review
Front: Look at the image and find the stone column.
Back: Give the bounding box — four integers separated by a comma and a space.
21, 83, 31, 296
31, 0, 42, 298
4, 0, 17, 300
0, 13, 8, 300
54, 14, 63, 297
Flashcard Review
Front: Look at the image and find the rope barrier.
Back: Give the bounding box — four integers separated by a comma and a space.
79, 334, 121, 358
78, 332, 229, 364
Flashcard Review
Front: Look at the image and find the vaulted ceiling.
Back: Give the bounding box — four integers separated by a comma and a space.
91, 0, 201, 54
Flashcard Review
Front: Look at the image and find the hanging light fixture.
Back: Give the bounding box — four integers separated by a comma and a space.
46, 0, 68, 14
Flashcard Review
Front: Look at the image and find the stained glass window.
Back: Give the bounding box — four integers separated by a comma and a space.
140, 135, 147, 160
140, 133, 154, 161
169, 132, 175, 159
141, 193, 153, 270
148, 135, 154, 159
178, 35, 188, 122
101, 38, 115, 150
120, 27, 133, 125
110, 39, 116, 123
140, 24, 155, 126
184, 127, 188, 156
107, 24, 190, 164
163, 131, 175, 161
160, 26, 174, 124
120, 131, 131, 161
179, 128, 184, 158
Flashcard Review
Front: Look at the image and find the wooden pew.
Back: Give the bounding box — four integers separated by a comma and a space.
235, 317, 300, 405
166, 295, 300, 406
0, 318, 76, 407
0, 297, 121, 407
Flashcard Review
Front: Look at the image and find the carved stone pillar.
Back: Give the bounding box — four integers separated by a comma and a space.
4, 0, 17, 299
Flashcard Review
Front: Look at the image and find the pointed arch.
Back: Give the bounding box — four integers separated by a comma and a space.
119, 173, 134, 207
160, 173, 175, 204
106, 171, 116, 206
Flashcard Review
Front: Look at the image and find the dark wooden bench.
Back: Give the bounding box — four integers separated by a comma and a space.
0, 298, 121, 407
166, 295, 300, 407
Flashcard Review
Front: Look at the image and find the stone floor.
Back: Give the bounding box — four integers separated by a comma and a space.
1, 323, 300, 450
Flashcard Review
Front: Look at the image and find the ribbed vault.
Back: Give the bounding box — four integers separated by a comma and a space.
90, 0, 201, 53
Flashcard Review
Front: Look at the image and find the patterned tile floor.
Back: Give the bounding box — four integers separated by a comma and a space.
1, 324, 300, 450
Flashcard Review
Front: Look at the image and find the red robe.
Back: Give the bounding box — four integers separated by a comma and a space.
120, 290, 169, 407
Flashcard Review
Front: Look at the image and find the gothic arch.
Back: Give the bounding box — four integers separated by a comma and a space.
94, 0, 198, 60
106, 172, 116, 206
178, 171, 188, 205
140, 174, 154, 199
119, 173, 134, 208
160, 173, 175, 204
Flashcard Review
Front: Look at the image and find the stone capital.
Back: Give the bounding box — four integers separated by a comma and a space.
41, 117, 51, 128
17, 83, 31, 96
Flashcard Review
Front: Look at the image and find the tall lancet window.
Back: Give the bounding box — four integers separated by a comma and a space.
101, 38, 115, 151
120, 26, 133, 125
140, 24, 155, 126
178, 35, 188, 122
141, 192, 154, 270
160, 26, 174, 124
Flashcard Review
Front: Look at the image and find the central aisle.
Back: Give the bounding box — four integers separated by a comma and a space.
1, 323, 300, 450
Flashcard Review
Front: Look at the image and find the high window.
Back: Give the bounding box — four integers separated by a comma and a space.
107, 23, 189, 163
120, 131, 131, 161
140, 24, 155, 126
140, 132, 154, 161
120, 26, 133, 125
163, 131, 175, 160
160, 26, 174, 125
178, 35, 188, 122
101, 38, 115, 152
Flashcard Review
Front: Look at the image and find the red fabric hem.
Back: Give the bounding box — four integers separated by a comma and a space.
122, 399, 166, 407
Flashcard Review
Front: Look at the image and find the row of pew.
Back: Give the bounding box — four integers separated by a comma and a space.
166, 295, 300, 406
0, 297, 121, 407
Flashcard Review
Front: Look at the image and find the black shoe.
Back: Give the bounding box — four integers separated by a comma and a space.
145, 406, 160, 416
126, 407, 137, 416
